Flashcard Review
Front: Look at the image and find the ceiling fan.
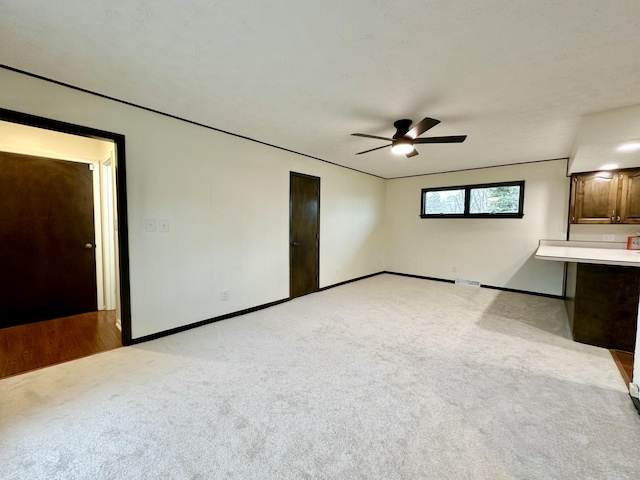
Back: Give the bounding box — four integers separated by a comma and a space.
351, 117, 467, 158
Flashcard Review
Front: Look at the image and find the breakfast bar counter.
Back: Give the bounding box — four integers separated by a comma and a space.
536, 240, 640, 352
535, 240, 640, 267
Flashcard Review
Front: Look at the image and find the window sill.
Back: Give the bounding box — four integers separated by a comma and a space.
420, 213, 524, 219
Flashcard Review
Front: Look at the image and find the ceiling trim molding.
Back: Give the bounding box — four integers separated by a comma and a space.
386, 157, 569, 180
0, 64, 385, 180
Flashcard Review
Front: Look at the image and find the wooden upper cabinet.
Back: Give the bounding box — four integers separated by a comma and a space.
619, 169, 640, 224
570, 168, 640, 224
571, 171, 618, 223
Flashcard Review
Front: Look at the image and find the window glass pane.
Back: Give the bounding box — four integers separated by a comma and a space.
424, 189, 465, 215
469, 185, 520, 214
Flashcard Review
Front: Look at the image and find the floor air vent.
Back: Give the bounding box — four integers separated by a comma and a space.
455, 278, 481, 287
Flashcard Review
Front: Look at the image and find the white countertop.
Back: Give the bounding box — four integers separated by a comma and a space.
535, 240, 640, 267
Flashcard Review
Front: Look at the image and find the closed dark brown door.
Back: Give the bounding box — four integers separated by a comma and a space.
0, 151, 97, 328
290, 172, 319, 298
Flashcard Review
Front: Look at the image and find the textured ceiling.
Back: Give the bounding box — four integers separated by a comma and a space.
1, 1, 640, 178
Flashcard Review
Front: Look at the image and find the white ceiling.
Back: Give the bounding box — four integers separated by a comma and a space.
1, 1, 640, 178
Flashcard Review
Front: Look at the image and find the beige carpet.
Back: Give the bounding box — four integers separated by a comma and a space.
1, 274, 638, 479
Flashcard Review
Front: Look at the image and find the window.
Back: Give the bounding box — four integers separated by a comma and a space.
421, 180, 525, 218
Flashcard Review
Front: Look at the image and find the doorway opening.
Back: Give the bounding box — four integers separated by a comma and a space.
0, 108, 131, 378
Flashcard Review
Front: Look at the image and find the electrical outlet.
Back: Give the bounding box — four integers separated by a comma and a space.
452, 266, 457, 273
603, 234, 615, 242
145, 218, 156, 232
220, 289, 229, 301
158, 219, 170, 233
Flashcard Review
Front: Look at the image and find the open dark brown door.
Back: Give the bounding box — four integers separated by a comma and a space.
0, 151, 97, 328
290, 172, 320, 298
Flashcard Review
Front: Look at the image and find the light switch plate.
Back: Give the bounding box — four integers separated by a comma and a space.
158, 219, 170, 232
145, 218, 156, 232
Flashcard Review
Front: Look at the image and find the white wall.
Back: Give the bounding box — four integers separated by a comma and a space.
569, 224, 640, 243
0, 68, 386, 339
385, 160, 569, 295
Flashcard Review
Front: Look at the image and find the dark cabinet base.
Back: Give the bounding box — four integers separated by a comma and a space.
565, 263, 639, 352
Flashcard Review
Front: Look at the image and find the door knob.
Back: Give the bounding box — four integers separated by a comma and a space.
292, 242, 299, 247
85, 243, 93, 249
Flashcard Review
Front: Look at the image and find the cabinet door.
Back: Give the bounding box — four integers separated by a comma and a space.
571, 172, 618, 224
619, 170, 640, 224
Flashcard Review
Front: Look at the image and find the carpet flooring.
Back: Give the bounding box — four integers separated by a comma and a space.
1, 274, 638, 479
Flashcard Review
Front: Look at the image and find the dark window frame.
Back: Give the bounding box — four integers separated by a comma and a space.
420, 180, 525, 219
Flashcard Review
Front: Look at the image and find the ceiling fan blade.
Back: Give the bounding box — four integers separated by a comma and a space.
356, 144, 392, 155
406, 149, 419, 158
351, 133, 393, 141
406, 117, 440, 139
413, 135, 467, 144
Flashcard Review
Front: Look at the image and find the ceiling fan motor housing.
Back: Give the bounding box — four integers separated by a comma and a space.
393, 119, 413, 139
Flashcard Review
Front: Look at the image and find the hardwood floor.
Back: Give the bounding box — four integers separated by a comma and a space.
0, 310, 121, 379
610, 349, 634, 389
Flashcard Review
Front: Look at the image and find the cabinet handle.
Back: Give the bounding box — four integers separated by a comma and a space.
617, 215, 621, 222
612, 209, 615, 221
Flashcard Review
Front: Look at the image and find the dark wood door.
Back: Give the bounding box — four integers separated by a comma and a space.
619, 169, 640, 224
290, 172, 319, 298
0, 151, 97, 328
571, 171, 619, 224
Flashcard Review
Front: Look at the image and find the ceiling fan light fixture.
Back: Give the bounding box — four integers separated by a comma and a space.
391, 140, 413, 155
